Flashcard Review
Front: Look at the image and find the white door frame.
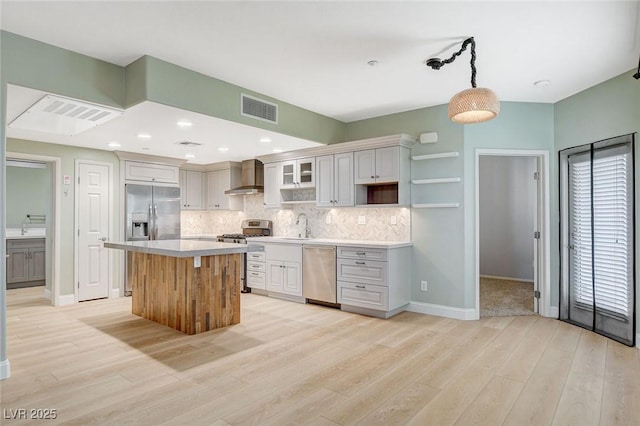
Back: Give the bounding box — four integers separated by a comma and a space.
74, 159, 114, 302
475, 149, 552, 318
6, 152, 61, 306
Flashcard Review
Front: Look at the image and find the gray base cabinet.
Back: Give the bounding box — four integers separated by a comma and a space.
7, 238, 46, 285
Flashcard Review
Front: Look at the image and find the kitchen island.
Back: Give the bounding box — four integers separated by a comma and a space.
105, 240, 255, 334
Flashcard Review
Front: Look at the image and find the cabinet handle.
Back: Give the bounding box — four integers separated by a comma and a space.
370, 175, 375, 179
355, 285, 366, 289
355, 261, 366, 265
356, 252, 366, 255
250, 272, 260, 277
375, 175, 380, 178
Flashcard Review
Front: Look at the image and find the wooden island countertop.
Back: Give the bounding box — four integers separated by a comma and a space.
106, 240, 261, 334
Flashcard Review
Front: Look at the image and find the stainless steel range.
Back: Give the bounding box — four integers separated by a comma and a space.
217, 219, 272, 293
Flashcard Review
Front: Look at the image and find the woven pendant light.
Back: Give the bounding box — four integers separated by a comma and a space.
448, 87, 500, 124
426, 37, 500, 124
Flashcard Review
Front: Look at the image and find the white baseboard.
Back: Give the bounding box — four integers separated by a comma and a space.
111, 288, 120, 298
0, 359, 11, 380
480, 274, 534, 283
407, 301, 477, 320
43, 288, 51, 300
57, 294, 76, 306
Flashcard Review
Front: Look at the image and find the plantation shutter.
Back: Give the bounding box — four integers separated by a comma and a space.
561, 134, 635, 346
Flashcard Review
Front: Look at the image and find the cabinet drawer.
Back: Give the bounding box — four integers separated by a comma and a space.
247, 251, 265, 262
247, 261, 266, 272
247, 271, 266, 289
337, 259, 387, 286
337, 246, 387, 261
338, 281, 388, 311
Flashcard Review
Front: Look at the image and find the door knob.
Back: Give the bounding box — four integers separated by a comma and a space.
100, 237, 107, 242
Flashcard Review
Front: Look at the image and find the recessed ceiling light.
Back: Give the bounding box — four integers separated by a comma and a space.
272, 147, 284, 153
137, 133, 152, 139
107, 141, 121, 148
185, 153, 195, 159
534, 80, 551, 87
260, 137, 272, 143
218, 147, 229, 152
177, 120, 192, 128
368, 60, 379, 67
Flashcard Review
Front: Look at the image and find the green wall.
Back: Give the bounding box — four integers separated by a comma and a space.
554, 69, 640, 337
5, 164, 51, 227
131, 56, 347, 145
345, 102, 555, 311
6, 139, 122, 297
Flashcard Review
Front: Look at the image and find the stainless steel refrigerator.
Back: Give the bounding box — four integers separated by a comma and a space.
124, 184, 181, 294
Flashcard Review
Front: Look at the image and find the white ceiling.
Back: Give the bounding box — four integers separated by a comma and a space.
5, 85, 322, 164
2, 1, 639, 162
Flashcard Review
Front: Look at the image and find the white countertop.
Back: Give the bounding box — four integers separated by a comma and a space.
249, 236, 412, 249
105, 239, 261, 257
6, 228, 46, 240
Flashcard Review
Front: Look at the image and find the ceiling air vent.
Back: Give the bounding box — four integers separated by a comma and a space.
241, 93, 278, 124
176, 141, 203, 147
9, 94, 123, 136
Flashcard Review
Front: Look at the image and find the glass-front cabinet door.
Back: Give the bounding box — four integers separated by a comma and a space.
281, 158, 315, 188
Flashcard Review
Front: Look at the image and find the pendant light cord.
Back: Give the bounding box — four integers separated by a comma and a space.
426, 37, 477, 88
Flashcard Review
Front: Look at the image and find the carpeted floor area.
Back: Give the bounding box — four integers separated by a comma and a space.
480, 277, 536, 317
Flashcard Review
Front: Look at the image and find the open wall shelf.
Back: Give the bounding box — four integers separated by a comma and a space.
412, 177, 461, 185
412, 203, 460, 209
412, 152, 459, 161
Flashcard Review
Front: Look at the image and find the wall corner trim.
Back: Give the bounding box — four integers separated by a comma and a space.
57, 294, 76, 306
0, 359, 11, 380
407, 301, 477, 320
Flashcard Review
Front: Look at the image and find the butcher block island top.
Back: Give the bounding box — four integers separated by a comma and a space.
106, 240, 258, 334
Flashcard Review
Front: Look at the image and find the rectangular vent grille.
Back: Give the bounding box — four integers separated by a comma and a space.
241, 94, 278, 124
9, 94, 123, 136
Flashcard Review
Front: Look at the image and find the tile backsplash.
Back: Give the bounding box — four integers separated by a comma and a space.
181, 194, 410, 241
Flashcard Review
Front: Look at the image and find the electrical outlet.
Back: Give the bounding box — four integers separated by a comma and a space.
390, 216, 397, 225
325, 215, 331, 224
421, 280, 428, 291
358, 215, 366, 225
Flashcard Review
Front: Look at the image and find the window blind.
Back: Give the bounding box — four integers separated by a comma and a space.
569, 149, 630, 318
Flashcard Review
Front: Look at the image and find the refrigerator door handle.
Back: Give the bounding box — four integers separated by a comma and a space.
153, 204, 159, 240
148, 204, 154, 240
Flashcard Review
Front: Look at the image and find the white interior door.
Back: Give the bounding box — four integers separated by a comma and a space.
77, 161, 111, 301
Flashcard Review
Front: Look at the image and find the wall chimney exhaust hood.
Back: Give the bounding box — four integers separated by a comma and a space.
225, 159, 264, 195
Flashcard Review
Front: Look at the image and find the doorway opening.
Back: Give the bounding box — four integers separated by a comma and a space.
5, 153, 61, 305
475, 149, 551, 319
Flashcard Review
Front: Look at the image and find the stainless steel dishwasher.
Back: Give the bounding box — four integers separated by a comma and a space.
303, 245, 338, 306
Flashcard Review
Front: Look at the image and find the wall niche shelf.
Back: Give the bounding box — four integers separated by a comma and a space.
412, 152, 459, 161
412, 177, 461, 185
412, 203, 460, 209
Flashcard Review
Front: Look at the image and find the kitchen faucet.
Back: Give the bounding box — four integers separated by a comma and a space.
295, 213, 310, 238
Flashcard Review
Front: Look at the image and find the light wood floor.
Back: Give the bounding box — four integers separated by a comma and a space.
2, 287, 639, 425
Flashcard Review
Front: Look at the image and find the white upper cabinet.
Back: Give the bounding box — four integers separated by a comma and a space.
124, 161, 180, 184
206, 168, 243, 211
263, 162, 282, 209
354, 147, 399, 184
281, 157, 315, 189
316, 152, 354, 207
179, 170, 204, 210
